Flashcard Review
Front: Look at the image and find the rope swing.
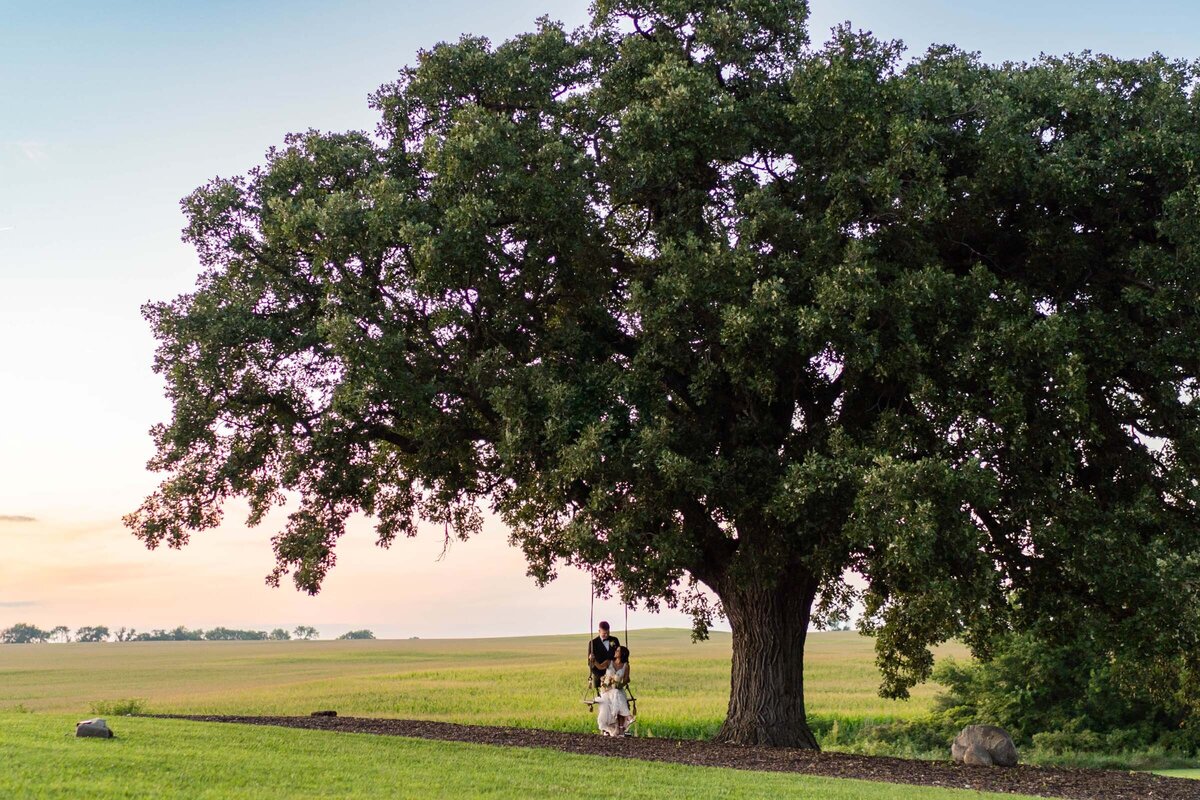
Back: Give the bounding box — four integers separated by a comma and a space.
582, 576, 638, 733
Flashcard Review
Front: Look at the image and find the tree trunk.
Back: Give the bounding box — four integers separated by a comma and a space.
713, 573, 820, 748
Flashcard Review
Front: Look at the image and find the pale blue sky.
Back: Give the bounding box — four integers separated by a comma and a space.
1, 1, 1196, 636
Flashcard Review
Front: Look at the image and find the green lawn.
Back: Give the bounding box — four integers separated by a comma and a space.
0, 630, 1021, 799
1155, 769, 1200, 779
0, 629, 959, 740
1, 630, 1192, 796
0, 713, 1038, 800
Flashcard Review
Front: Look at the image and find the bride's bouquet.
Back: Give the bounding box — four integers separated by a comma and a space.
600, 673, 621, 691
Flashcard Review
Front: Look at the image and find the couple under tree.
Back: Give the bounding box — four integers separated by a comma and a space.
587, 621, 635, 736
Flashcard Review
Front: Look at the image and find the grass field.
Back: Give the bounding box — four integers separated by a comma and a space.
0, 713, 1039, 800
0, 629, 1190, 796
2, 629, 1037, 799
0, 629, 959, 740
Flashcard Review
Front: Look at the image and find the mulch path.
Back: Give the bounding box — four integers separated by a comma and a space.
153, 715, 1198, 800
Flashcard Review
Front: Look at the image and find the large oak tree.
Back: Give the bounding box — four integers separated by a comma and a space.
127, 0, 1200, 747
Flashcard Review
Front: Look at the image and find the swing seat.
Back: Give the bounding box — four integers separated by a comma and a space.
582, 676, 601, 708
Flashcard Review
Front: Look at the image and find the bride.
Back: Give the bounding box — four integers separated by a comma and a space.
597, 645, 635, 736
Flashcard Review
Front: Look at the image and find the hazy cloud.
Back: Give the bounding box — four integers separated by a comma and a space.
0, 600, 37, 608
4, 140, 48, 162
0, 515, 36, 522
33, 561, 160, 587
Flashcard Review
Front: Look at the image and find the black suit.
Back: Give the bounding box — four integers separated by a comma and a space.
588, 634, 620, 689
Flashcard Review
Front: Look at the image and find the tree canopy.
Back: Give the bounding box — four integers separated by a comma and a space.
1, 623, 50, 644
74, 626, 111, 643
127, 0, 1200, 746
337, 629, 377, 640
293, 625, 320, 640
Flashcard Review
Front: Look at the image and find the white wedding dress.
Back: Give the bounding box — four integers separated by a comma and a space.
596, 663, 634, 736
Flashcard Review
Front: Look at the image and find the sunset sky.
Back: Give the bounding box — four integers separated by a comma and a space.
2, 0, 1197, 639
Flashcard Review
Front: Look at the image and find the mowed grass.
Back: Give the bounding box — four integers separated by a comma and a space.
0, 713, 1040, 800
0, 629, 962, 740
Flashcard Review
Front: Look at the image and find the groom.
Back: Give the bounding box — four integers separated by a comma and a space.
587, 621, 620, 690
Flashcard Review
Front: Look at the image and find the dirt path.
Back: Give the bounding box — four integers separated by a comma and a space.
154, 715, 1198, 800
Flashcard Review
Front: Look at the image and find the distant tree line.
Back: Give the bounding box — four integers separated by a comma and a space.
0, 623, 362, 643
337, 629, 375, 640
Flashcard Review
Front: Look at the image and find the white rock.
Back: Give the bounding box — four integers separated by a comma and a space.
76, 718, 114, 738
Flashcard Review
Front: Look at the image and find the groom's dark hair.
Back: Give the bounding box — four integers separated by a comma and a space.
598, 621, 610, 631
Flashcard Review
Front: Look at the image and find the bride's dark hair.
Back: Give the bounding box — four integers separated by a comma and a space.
618, 646, 629, 662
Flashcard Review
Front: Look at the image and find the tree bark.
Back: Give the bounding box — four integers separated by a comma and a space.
713, 573, 821, 748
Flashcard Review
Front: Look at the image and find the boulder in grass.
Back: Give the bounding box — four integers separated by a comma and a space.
951, 725, 1018, 767
962, 743, 994, 766
76, 718, 114, 739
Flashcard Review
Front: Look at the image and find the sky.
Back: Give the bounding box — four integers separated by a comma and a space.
2, 0, 1198, 639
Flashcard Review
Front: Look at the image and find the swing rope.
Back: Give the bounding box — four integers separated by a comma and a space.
583, 574, 597, 706
623, 601, 637, 721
